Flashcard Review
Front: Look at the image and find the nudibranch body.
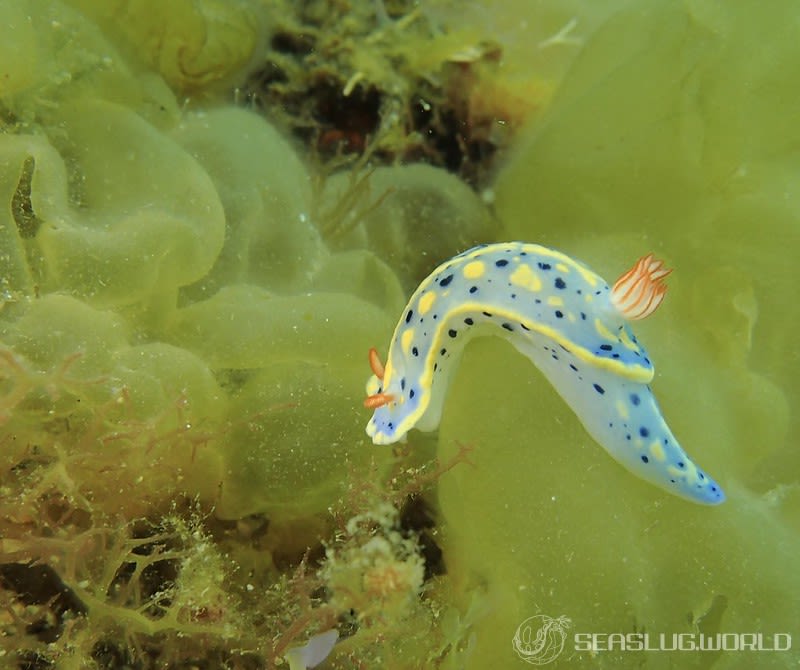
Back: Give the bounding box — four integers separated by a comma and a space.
364, 242, 725, 505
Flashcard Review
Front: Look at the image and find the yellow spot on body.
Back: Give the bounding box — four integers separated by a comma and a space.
463, 260, 485, 279
619, 328, 639, 351
509, 264, 542, 292
649, 441, 666, 462
616, 400, 630, 420
568, 312, 576, 323
668, 460, 699, 485
366, 376, 381, 395
401, 328, 414, 356
634, 438, 644, 449
547, 296, 564, 307
383, 361, 394, 387
556, 262, 569, 273
576, 265, 599, 287
584, 293, 594, 303
594, 318, 617, 342
418, 291, 437, 315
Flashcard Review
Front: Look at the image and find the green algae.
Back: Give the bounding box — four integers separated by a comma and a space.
1, 0, 798, 668
440, 1, 800, 668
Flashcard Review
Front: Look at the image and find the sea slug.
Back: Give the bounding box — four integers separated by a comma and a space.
364, 242, 724, 505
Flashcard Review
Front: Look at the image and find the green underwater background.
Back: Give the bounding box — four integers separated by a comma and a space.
0, 0, 798, 668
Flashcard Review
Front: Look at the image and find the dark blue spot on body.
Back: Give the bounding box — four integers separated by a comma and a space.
569, 364, 578, 371
538, 262, 551, 270
440, 274, 454, 287
464, 317, 474, 325
641, 455, 649, 463
639, 426, 649, 437
483, 311, 492, 317
412, 346, 419, 357
580, 312, 586, 320
600, 344, 613, 351
448, 329, 457, 338
502, 323, 514, 331
440, 348, 447, 355
495, 259, 509, 267
405, 310, 414, 323
555, 310, 564, 318
409, 389, 415, 399
401, 378, 406, 390
520, 323, 530, 331
593, 383, 605, 394
630, 393, 640, 406
555, 277, 566, 289
469, 286, 478, 294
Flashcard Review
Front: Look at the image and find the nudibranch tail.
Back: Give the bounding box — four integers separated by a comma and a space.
611, 253, 672, 320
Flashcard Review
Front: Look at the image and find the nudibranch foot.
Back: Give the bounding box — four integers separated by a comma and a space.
363, 242, 724, 505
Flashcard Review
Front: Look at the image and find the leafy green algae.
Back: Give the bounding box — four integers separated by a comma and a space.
0, 1, 500, 665
2, 0, 798, 668
438, 1, 800, 668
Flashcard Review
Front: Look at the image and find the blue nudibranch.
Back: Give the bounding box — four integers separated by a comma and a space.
364, 242, 725, 505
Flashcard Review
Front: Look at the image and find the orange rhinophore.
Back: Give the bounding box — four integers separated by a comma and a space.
610, 253, 672, 321
364, 348, 394, 408
364, 392, 394, 409
368, 347, 385, 380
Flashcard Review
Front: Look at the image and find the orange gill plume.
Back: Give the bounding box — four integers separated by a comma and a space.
610, 253, 672, 320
